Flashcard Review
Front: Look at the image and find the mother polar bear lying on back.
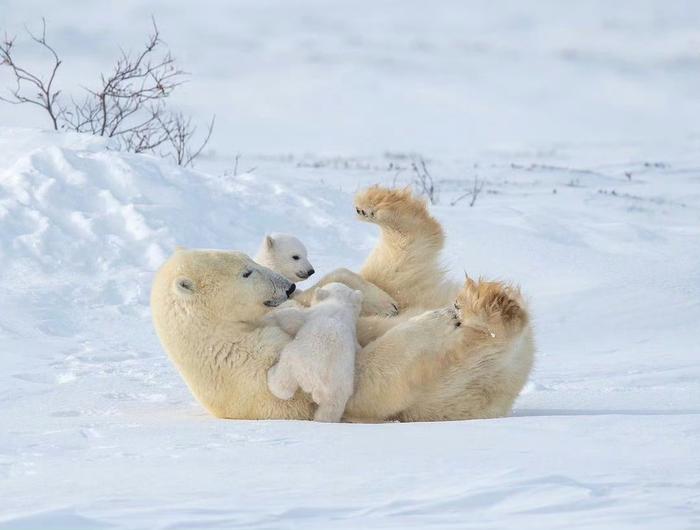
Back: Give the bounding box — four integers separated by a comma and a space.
151, 186, 535, 422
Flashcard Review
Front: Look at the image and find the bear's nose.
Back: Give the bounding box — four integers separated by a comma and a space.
307, 268, 315, 277
286, 284, 296, 297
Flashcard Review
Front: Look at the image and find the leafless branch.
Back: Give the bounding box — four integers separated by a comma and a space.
411, 156, 438, 204
390, 167, 404, 187
158, 112, 215, 167
232, 153, 241, 176
450, 176, 484, 207
0, 18, 62, 129
64, 18, 188, 144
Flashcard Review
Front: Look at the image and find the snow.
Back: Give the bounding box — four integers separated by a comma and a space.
1, 1, 700, 528
1, 128, 698, 529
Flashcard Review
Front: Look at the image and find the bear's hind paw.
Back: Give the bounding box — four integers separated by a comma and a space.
354, 186, 432, 230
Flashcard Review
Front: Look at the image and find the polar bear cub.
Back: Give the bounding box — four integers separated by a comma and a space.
255, 233, 315, 283
266, 282, 363, 422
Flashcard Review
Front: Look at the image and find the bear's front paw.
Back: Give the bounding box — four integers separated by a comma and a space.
411, 307, 462, 330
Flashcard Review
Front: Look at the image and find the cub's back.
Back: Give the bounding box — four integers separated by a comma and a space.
293, 303, 358, 354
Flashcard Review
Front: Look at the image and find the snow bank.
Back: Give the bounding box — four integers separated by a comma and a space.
0, 128, 367, 338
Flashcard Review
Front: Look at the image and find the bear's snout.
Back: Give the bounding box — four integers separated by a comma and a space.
296, 268, 315, 280
286, 284, 296, 297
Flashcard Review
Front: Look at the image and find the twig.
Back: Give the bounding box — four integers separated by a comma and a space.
411, 156, 438, 204
450, 176, 484, 207
0, 18, 62, 129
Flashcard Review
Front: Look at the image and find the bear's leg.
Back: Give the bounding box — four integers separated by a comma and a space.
293, 268, 399, 317
346, 306, 465, 421
354, 187, 449, 309
355, 307, 428, 346
267, 359, 299, 401
401, 278, 534, 421
347, 278, 533, 422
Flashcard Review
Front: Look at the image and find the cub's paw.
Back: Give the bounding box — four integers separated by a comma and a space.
354, 186, 431, 229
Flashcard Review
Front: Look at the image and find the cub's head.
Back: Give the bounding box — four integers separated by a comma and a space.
151, 248, 295, 328
259, 233, 315, 283
313, 282, 363, 313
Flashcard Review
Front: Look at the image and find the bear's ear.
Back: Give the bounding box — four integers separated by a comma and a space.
174, 276, 196, 296
175, 245, 186, 252
265, 235, 274, 249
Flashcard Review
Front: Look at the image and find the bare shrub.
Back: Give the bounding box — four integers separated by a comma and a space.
0, 18, 213, 167
411, 157, 438, 204
0, 19, 62, 130
157, 112, 215, 167
450, 176, 484, 207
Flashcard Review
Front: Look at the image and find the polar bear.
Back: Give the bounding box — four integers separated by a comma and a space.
151, 186, 535, 421
266, 282, 363, 422
255, 233, 315, 283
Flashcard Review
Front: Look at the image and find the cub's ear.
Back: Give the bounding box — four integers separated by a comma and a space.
314, 288, 330, 302
265, 235, 274, 249
175, 245, 186, 252
174, 276, 196, 296
352, 290, 364, 304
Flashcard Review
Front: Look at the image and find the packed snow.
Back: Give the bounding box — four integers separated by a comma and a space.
1, 1, 700, 529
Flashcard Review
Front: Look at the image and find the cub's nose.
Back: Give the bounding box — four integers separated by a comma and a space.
286, 284, 296, 297
307, 268, 315, 277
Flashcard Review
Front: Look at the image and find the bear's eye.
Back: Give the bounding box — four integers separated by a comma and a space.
242, 270, 253, 278
292, 255, 300, 261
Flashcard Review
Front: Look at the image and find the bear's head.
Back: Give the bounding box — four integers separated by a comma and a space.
152, 248, 296, 330
257, 233, 315, 283
313, 282, 363, 315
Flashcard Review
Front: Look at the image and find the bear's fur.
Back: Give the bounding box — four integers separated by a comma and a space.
254, 233, 315, 283
151, 186, 535, 421
266, 282, 363, 422
292, 267, 399, 318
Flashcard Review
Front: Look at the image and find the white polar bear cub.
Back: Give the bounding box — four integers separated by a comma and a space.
255, 233, 315, 283
266, 282, 363, 422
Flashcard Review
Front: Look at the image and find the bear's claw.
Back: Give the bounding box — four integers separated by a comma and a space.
356, 206, 374, 219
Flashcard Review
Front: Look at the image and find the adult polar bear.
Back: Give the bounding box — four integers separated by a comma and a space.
151, 187, 535, 421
